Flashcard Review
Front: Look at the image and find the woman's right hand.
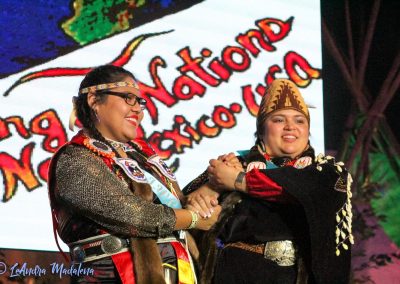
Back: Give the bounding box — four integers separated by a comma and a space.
195, 204, 222, 230
186, 184, 219, 218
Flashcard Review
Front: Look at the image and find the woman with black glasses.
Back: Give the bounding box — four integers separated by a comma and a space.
48, 65, 220, 283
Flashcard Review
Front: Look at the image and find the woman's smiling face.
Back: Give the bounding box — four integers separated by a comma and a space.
262, 108, 309, 159
89, 76, 144, 142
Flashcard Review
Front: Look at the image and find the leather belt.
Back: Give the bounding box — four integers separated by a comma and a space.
224, 240, 297, 266
69, 234, 182, 263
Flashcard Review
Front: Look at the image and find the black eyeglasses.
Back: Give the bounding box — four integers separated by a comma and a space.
98, 91, 147, 110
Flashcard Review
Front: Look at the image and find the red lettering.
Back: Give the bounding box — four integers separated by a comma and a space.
222, 46, 251, 72
0, 116, 31, 141
175, 115, 201, 143
201, 48, 212, 58
201, 48, 232, 82
0, 143, 41, 202
208, 58, 231, 82
163, 126, 192, 154
284, 51, 321, 87
172, 74, 206, 100
146, 104, 242, 161
256, 84, 266, 98
196, 115, 221, 138
212, 104, 242, 128
0, 119, 9, 140
148, 116, 199, 160
30, 109, 67, 153
138, 56, 176, 124
148, 132, 173, 160
182, 126, 201, 144
241, 65, 282, 116
177, 47, 221, 87
242, 85, 264, 116
236, 29, 275, 56
265, 65, 282, 85
256, 17, 293, 44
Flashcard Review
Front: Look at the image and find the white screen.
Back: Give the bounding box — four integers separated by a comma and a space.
0, 0, 324, 251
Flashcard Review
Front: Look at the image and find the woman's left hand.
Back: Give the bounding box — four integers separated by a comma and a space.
208, 159, 241, 191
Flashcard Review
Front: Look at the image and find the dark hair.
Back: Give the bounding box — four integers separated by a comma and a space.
254, 92, 269, 148
75, 65, 136, 152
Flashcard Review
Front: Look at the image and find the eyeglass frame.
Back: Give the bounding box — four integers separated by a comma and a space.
96, 90, 147, 110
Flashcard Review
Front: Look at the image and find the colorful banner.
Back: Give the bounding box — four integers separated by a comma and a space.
0, 0, 323, 251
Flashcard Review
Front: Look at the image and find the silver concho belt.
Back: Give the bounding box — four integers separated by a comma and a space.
69, 234, 181, 263
264, 240, 297, 266
225, 240, 297, 266
69, 234, 129, 263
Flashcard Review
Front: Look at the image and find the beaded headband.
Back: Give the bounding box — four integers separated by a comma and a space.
79, 81, 139, 94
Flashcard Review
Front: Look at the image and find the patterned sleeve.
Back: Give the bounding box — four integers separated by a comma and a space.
55, 145, 176, 238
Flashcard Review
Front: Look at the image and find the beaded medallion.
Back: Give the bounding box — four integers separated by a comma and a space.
147, 155, 176, 181
114, 157, 147, 183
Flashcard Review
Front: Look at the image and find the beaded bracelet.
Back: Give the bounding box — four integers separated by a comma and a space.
187, 210, 199, 229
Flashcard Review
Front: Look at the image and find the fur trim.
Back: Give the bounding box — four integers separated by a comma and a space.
198, 192, 243, 284
130, 238, 165, 284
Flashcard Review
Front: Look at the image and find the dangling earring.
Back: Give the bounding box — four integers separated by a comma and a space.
69, 96, 78, 131
93, 109, 100, 123
257, 138, 266, 153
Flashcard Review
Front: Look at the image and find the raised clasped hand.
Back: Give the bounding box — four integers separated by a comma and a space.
207, 158, 241, 191
217, 152, 243, 171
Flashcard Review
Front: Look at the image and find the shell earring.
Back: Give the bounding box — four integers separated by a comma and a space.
257, 138, 266, 153
261, 140, 266, 153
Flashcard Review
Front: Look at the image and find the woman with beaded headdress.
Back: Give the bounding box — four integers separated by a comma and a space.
47, 65, 221, 283
184, 79, 353, 283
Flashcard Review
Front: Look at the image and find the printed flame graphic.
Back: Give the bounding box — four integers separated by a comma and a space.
3, 31, 173, 97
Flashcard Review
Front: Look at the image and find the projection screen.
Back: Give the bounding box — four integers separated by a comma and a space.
0, 0, 324, 251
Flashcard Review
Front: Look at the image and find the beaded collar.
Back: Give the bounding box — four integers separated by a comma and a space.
106, 138, 134, 152
257, 144, 315, 167
257, 145, 296, 167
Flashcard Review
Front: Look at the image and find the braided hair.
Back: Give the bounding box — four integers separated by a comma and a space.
75, 65, 136, 156
254, 92, 269, 152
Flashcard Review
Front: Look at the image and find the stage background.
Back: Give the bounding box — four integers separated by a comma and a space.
1, 0, 399, 283
0, 0, 324, 252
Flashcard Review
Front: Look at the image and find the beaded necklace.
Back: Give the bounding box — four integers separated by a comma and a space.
257, 144, 296, 168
